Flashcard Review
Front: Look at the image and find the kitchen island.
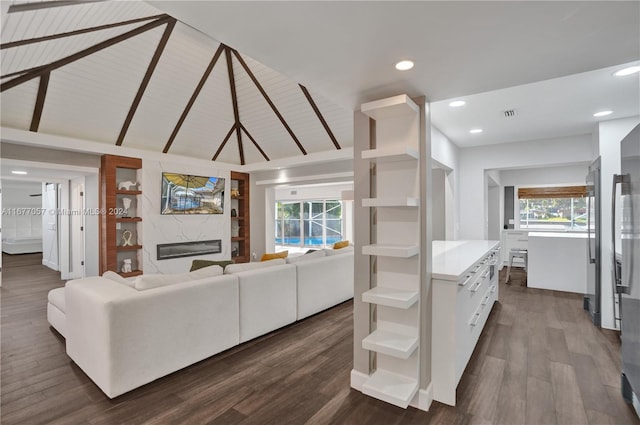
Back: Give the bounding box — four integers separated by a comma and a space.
431, 240, 500, 406
527, 231, 588, 294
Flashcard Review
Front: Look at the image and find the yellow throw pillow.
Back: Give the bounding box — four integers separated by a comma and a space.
333, 240, 350, 249
261, 251, 288, 261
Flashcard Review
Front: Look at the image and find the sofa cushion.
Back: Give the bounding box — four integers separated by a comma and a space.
324, 246, 355, 256
134, 274, 186, 291
103, 270, 135, 288
333, 240, 350, 249
285, 249, 327, 264
48, 287, 66, 311
134, 265, 224, 291
260, 250, 288, 261
190, 259, 234, 272
188, 264, 224, 280
224, 258, 286, 274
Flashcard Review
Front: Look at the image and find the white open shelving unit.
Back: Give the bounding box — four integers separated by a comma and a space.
357, 94, 423, 409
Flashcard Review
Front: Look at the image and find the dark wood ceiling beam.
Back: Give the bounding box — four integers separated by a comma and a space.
30, 72, 50, 132
1, 68, 34, 80
225, 46, 245, 165
1, 15, 173, 93
163, 44, 225, 154
240, 124, 269, 161
116, 18, 176, 146
231, 48, 307, 156
212, 123, 237, 161
1, 14, 168, 50
299, 84, 341, 150
8, 0, 107, 13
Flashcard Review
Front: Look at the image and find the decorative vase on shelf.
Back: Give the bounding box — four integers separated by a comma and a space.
121, 197, 132, 217
121, 259, 132, 273
122, 230, 135, 247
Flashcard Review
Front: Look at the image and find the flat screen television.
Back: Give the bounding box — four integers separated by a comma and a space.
161, 173, 225, 215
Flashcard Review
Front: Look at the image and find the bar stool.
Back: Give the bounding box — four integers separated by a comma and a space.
505, 248, 527, 284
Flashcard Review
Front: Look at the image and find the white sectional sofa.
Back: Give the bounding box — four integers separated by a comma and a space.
288, 247, 354, 320
50, 248, 353, 398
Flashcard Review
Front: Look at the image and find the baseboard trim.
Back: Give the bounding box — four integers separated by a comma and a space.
410, 383, 433, 412
350, 369, 368, 392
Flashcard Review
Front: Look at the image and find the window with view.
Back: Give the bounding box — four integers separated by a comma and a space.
518, 186, 587, 231
275, 200, 343, 248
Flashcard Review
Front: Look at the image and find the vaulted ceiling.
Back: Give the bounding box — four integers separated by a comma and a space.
0, 1, 353, 166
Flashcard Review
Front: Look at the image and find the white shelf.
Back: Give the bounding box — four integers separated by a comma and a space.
362, 369, 419, 409
362, 244, 419, 258
362, 329, 418, 359
360, 94, 419, 120
361, 146, 418, 163
362, 197, 419, 208
362, 286, 419, 309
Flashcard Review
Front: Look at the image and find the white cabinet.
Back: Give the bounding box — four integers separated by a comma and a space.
357, 94, 423, 409
432, 240, 500, 406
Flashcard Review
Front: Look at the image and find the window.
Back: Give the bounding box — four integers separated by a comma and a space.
275, 200, 343, 248
518, 186, 587, 231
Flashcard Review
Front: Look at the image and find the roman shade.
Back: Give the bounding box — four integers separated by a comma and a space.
518, 186, 586, 199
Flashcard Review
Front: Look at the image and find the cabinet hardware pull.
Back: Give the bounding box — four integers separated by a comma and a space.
469, 280, 482, 292
470, 313, 481, 326
459, 275, 473, 287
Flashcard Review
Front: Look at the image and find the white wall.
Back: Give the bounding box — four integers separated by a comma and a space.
141, 159, 231, 274
598, 116, 640, 330
431, 126, 460, 239
458, 134, 595, 239
500, 164, 590, 187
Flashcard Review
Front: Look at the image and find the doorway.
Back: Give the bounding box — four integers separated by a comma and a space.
1, 159, 99, 285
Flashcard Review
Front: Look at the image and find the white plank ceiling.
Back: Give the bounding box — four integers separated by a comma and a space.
0, 1, 352, 166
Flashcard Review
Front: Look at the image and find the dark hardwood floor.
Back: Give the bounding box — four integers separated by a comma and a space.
1, 253, 639, 425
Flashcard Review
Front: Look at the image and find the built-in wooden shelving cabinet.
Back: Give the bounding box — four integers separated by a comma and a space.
100, 154, 143, 277
230, 171, 250, 263
353, 94, 429, 410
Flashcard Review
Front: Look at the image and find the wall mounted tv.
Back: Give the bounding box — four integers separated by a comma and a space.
161, 173, 225, 215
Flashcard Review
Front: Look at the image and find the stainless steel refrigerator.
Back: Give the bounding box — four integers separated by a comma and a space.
585, 157, 602, 326
614, 123, 640, 416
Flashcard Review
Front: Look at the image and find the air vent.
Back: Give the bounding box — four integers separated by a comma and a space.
503, 109, 518, 118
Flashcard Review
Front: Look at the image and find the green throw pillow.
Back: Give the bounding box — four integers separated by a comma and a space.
190, 259, 234, 272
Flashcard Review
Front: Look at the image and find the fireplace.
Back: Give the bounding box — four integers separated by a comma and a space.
156, 240, 222, 260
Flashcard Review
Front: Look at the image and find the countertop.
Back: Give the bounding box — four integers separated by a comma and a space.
528, 232, 587, 239
432, 240, 500, 282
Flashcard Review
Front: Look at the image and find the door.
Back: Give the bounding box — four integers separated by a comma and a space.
619, 124, 640, 407
69, 177, 85, 279
585, 157, 601, 326
42, 183, 59, 271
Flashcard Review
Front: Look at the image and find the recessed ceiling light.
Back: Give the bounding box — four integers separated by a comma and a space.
469, 128, 483, 134
593, 110, 613, 117
614, 66, 640, 77
395, 60, 414, 71
11, 170, 27, 175
449, 100, 466, 107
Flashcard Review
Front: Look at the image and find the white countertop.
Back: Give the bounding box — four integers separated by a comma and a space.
528, 232, 587, 239
432, 240, 500, 281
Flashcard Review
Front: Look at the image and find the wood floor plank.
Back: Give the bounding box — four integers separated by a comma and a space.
465, 355, 505, 422
549, 361, 589, 425
546, 327, 571, 365
526, 377, 557, 425
570, 352, 619, 417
